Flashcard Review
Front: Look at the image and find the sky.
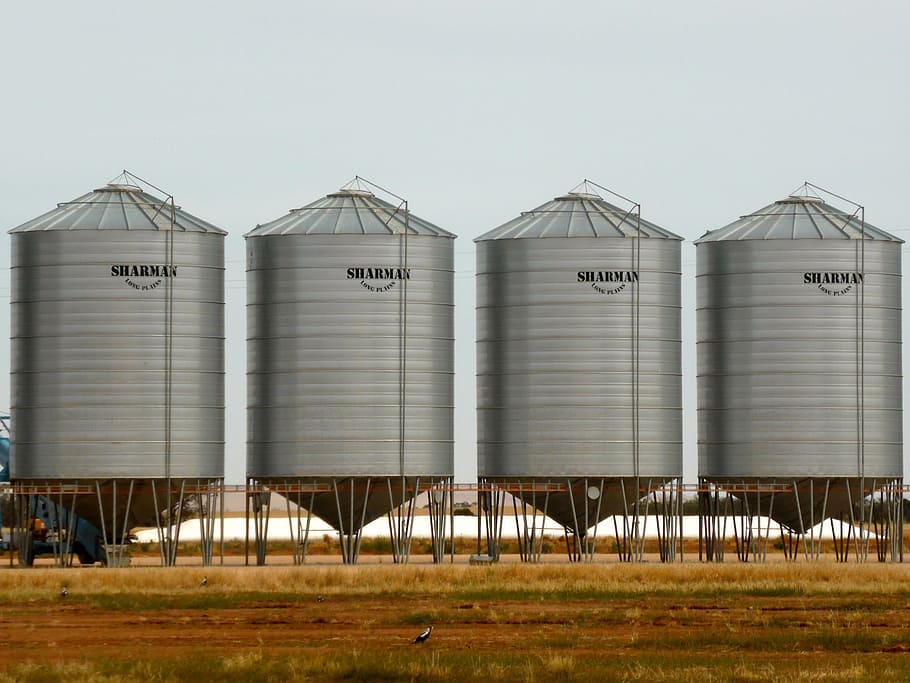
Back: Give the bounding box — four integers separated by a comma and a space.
1, 1, 908, 485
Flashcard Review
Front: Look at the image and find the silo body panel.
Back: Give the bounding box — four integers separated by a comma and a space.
9, 189, 226, 480
246, 227, 455, 478
697, 202, 902, 480
477, 219, 683, 479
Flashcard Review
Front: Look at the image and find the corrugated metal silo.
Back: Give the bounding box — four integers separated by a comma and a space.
245, 179, 455, 563
476, 182, 683, 560
8, 174, 226, 565
696, 187, 903, 561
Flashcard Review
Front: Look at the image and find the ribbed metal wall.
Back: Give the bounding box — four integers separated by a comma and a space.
9, 185, 226, 480
246, 189, 455, 478
476, 193, 683, 479
697, 197, 903, 479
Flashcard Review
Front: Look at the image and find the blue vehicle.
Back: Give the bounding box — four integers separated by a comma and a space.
0, 412, 12, 551
0, 413, 106, 565
0, 413, 9, 485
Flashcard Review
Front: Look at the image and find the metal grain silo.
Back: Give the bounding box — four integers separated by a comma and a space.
476, 182, 683, 561
696, 185, 903, 561
246, 179, 455, 564
8, 173, 226, 566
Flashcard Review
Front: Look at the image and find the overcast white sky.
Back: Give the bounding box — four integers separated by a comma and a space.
1, 1, 908, 485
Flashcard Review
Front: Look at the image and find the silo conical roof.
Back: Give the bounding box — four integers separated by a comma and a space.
8, 183, 225, 234
696, 195, 902, 243
475, 184, 682, 241
245, 185, 455, 238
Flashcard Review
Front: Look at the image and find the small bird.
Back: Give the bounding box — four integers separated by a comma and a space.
200, 576, 208, 587
412, 626, 432, 644
316, 595, 325, 603
60, 586, 68, 598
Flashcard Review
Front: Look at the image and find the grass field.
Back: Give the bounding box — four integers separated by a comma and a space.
0, 563, 908, 681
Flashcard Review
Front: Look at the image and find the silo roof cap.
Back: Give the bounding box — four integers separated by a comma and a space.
475, 182, 681, 242
245, 181, 455, 238
775, 195, 825, 205
8, 177, 226, 234
696, 188, 902, 243
95, 183, 143, 193
325, 189, 375, 199
553, 191, 602, 201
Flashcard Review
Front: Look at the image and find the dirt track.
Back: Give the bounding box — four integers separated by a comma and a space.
3, 591, 910, 667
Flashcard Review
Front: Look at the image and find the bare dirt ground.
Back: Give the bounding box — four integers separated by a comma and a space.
6, 592, 909, 664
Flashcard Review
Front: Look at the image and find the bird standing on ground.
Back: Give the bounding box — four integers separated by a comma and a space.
200, 576, 208, 587
412, 626, 432, 644
316, 595, 325, 603
60, 586, 68, 598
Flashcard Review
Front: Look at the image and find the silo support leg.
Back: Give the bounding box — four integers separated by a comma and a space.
169, 480, 188, 567
302, 488, 315, 564
636, 480, 651, 562
118, 481, 135, 567
891, 479, 903, 562
40, 484, 69, 568
496, 488, 507, 558
427, 478, 450, 564
615, 480, 630, 562
536, 485, 552, 563
511, 482, 552, 564
249, 485, 271, 567
845, 479, 874, 563
872, 479, 901, 563
698, 481, 721, 563
584, 478, 605, 563
335, 480, 349, 564
66, 485, 80, 567
388, 477, 417, 565
152, 482, 167, 566
512, 487, 526, 563
656, 481, 679, 563
762, 487, 775, 563
289, 486, 316, 566
354, 479, 371, 564
94, 480, 135, 568
478, 483, 506, 561
95, 482, 110, 566
285, 485, 310, 566
197, 479, 220, 567
14, 487, 35, 567
815, 481, 831, 561
790, 481, 809, 562
831, 516, 844, 562
566, 481, 583, 562
54, 485, 81, 568
335, 478, 367, 566
152, 479, 188, 567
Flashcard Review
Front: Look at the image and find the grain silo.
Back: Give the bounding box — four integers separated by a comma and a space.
696, 184, 903, 562
8, 172, 226, 566
246, 178, 455, 564
476, 181, 683, 562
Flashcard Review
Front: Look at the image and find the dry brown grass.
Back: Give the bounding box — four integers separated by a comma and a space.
1, 561, 909, 600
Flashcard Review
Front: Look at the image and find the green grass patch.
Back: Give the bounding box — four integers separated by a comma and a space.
2, 650, 909, 682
